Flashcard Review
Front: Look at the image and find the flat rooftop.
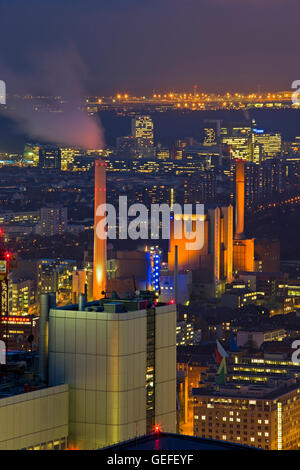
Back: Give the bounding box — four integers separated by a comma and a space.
54, 291, 171, 314
192, 380, 300, 400
102, 432, 255, 451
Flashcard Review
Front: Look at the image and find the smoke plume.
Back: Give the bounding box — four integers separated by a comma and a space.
0, 42, 104, 150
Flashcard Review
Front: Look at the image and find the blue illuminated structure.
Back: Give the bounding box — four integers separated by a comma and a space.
152, 253, 161, 292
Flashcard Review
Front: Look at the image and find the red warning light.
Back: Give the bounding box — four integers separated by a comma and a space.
5, 252, 12, 260
154, 424, 161, 434
169, 299, 175, 304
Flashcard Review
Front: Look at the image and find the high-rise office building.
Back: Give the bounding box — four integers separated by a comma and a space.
132, 115, 154, 142
43, 293, 176, 449
38, 145, 61, 169
60, 146, 81, 171
220, 122, 253, 161
37, 259, 77, 299
233, 160, 255, 272
253, 130, 282, 159
8, 278, 35, 315
203, 120, 221, 146
131, 115, 154, 156
36, 207, 67, 237
168, 204, 233, 298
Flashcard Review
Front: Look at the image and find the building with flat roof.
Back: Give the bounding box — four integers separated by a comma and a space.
0, 384, 68, 450
193, 381, 300, 450
102, 431, 255, 450
41, 292, 176, 449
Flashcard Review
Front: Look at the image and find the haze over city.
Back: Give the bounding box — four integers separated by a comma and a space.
0, 0, 300, 459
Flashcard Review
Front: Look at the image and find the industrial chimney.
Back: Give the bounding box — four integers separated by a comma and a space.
235, 159, 245, 240
39, 293, 56, 384
93, 159, 107, 300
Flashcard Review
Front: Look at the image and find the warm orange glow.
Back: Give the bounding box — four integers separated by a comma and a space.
233, 238, 255, 272
93, 159, 107, 300
168, 217, 208, 272
235, 160, 245, 239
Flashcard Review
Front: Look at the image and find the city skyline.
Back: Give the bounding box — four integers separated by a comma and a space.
1, 0, 300, 455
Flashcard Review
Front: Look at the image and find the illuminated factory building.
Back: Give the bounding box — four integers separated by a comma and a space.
220, 122, 253, 161
168, 205, 233, 298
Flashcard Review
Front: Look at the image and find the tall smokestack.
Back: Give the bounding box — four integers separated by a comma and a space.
235, 160, 245, 240
93, 159, 107, 300
39, 292, 56, 384
174, 245, 178, 305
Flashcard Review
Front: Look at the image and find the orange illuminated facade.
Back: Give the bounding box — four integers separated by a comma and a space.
177, 361, 208, 435
233, 160, 255, 273
235, 160, 245, 239
93, 159, 107, 300
168, 214, 208, 272
233, 239, 255, 272
168, 205, 233, 297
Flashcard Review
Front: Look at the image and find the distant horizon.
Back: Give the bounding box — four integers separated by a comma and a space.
3, 88, 297, 98
1, 1, 299, 97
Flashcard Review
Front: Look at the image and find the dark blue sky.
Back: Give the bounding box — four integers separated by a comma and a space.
0, 0, 299, 95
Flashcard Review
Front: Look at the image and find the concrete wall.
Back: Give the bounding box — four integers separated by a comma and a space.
155, 305, 177, 433
48, 304, 177, 450
48, 308, 148, 449
0, 384, 68, 450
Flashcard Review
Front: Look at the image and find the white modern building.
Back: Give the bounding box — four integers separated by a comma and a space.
44, 294, 176, 449
0, 384, 68, 450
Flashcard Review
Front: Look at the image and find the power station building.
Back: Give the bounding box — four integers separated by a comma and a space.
40, 292, 176, 449
168, 205, 234, 298
168, 159, 256, 297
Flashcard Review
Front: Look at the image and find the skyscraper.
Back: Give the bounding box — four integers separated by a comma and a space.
131, 115, 154, 156
233, 160, 255, 272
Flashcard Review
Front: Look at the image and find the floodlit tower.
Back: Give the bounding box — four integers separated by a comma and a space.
0, 230, 13, 362
235, 159, 245, 239
93, 159, 107, 300
233, 160, 255, 272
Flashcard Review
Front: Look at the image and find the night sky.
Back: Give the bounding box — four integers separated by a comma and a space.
0, 0, 299, 96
